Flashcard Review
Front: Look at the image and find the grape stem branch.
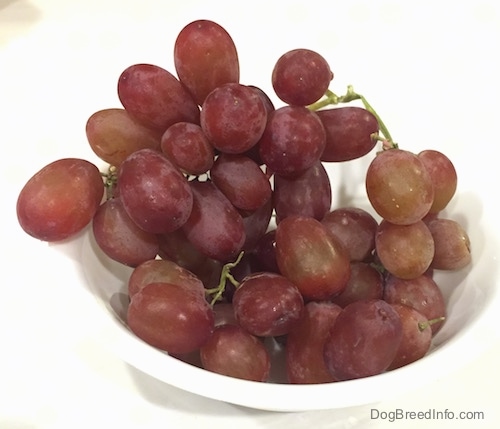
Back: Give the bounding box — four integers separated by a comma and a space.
205, 251, 244, 306
308, 85, 398, 149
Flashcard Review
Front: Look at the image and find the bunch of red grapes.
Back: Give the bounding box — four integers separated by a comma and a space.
16, 20, 471, 383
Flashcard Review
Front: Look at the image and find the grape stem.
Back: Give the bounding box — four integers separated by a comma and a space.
418, 316, 446, 332
308, 85, 398, 149
101, 165, 118, 199
205, 251, 244, 306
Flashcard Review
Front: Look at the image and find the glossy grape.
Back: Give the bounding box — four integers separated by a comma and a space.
365, 149, 434, 225
174, 19, 240, 106
275, 216, 351, 301
92, 197, 159, 267
17, 158, 104, 242
321, 207, 378, 262
86, 108, 161, 167
117, 63, 200, 132
240, 198, 273, 251
388, 304, 433, 370
128, 259, 205, 298
286, 301, 342, 384
418, 149, 457, 213
259, 106, 326, 177
383, 274, 446, 335
331, 262, 384, 308
182, 180, 245, 262
117, 148, 193, 234
210, 153, 272, 211
274, 160, 332, 223
127, 282, 214, 354
272, 48, 333, 106
375, 219, 435, 279
318, 107, 379, 162
232, 272, 304, 337
323, 299, 403, 381
427, 218, 471, 270
160, 122, 214, 175
200, 83, 267, 154
200, 324, 270, 382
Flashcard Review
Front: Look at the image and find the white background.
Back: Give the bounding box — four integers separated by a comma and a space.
1, 1, 500, 428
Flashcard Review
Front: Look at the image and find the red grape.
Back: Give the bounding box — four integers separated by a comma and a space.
17, 158, 104, 242
117, 63, 200, 132
259, 106, 326, 177
200, 324, 270, 382
182, 180, 245, 262
286, 301, 342, 384
92, 197, 159, 267
128, 259, 205, 299
427, 218, 471, 270
318, 107, 379, 162
86, 108, 161, 167
174, 19, 239, 106
200, 83, 267, 154
323, 299, 403, 381
127, 282, 214, 355
210, 153, 272, 211
418, 149, 457, 213
375, 219, 435, 279
232, 272, 304, 337
160, 122, 214, 175
274, 160, 332, 222
117, 148, 193, 234
272, 48, 333, 106
321, 207, 378, 262
365, 149, 434, 225
275, 216, 351, 301
383, 274, 446, 335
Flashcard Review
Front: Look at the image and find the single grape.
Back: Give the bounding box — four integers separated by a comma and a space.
117, 148, 193, 234
318, 107, 379, 162
274, 160, 332, 223
321, 207, 378, 262
232, 272, 304, 337
383, 274, 446, 335
331, 262, 384, 308
427, 218, 471, 270
181, 180, 245, 262
117, 63, 200, 132
365, 149, 434, 225
323, 299, 403, 381
210, 153, 272, 211
127, 282, 214, 354
200, 324, 270, 382
128, 259, 205, 299
86, 108, 161, 167
200, 83, 267, 154
375, 219, 435, 279
286, 301, 342, 384
259, 106, 326, 177
418, 149, 457, 213
174, 19, 240, 105
17, 158, 104, 242
272, 48, 333, 106
387, 303, 435, 370
92, 197, 159, 267
160, 122, 214, 175
275, 216, 351, 301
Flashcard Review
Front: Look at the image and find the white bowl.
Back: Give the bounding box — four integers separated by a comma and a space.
79, 146, 500, 411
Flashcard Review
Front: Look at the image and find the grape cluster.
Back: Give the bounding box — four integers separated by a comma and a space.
16, 19, 472, 384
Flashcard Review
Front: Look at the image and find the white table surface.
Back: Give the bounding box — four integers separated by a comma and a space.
2, 1, 500, 428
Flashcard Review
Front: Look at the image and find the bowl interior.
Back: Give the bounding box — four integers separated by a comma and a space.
80, 155, 499, 412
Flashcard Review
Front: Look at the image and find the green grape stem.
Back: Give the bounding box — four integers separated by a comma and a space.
205, 251, 244, 306
418, 316, 446, 332
308, 85, 398, 149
